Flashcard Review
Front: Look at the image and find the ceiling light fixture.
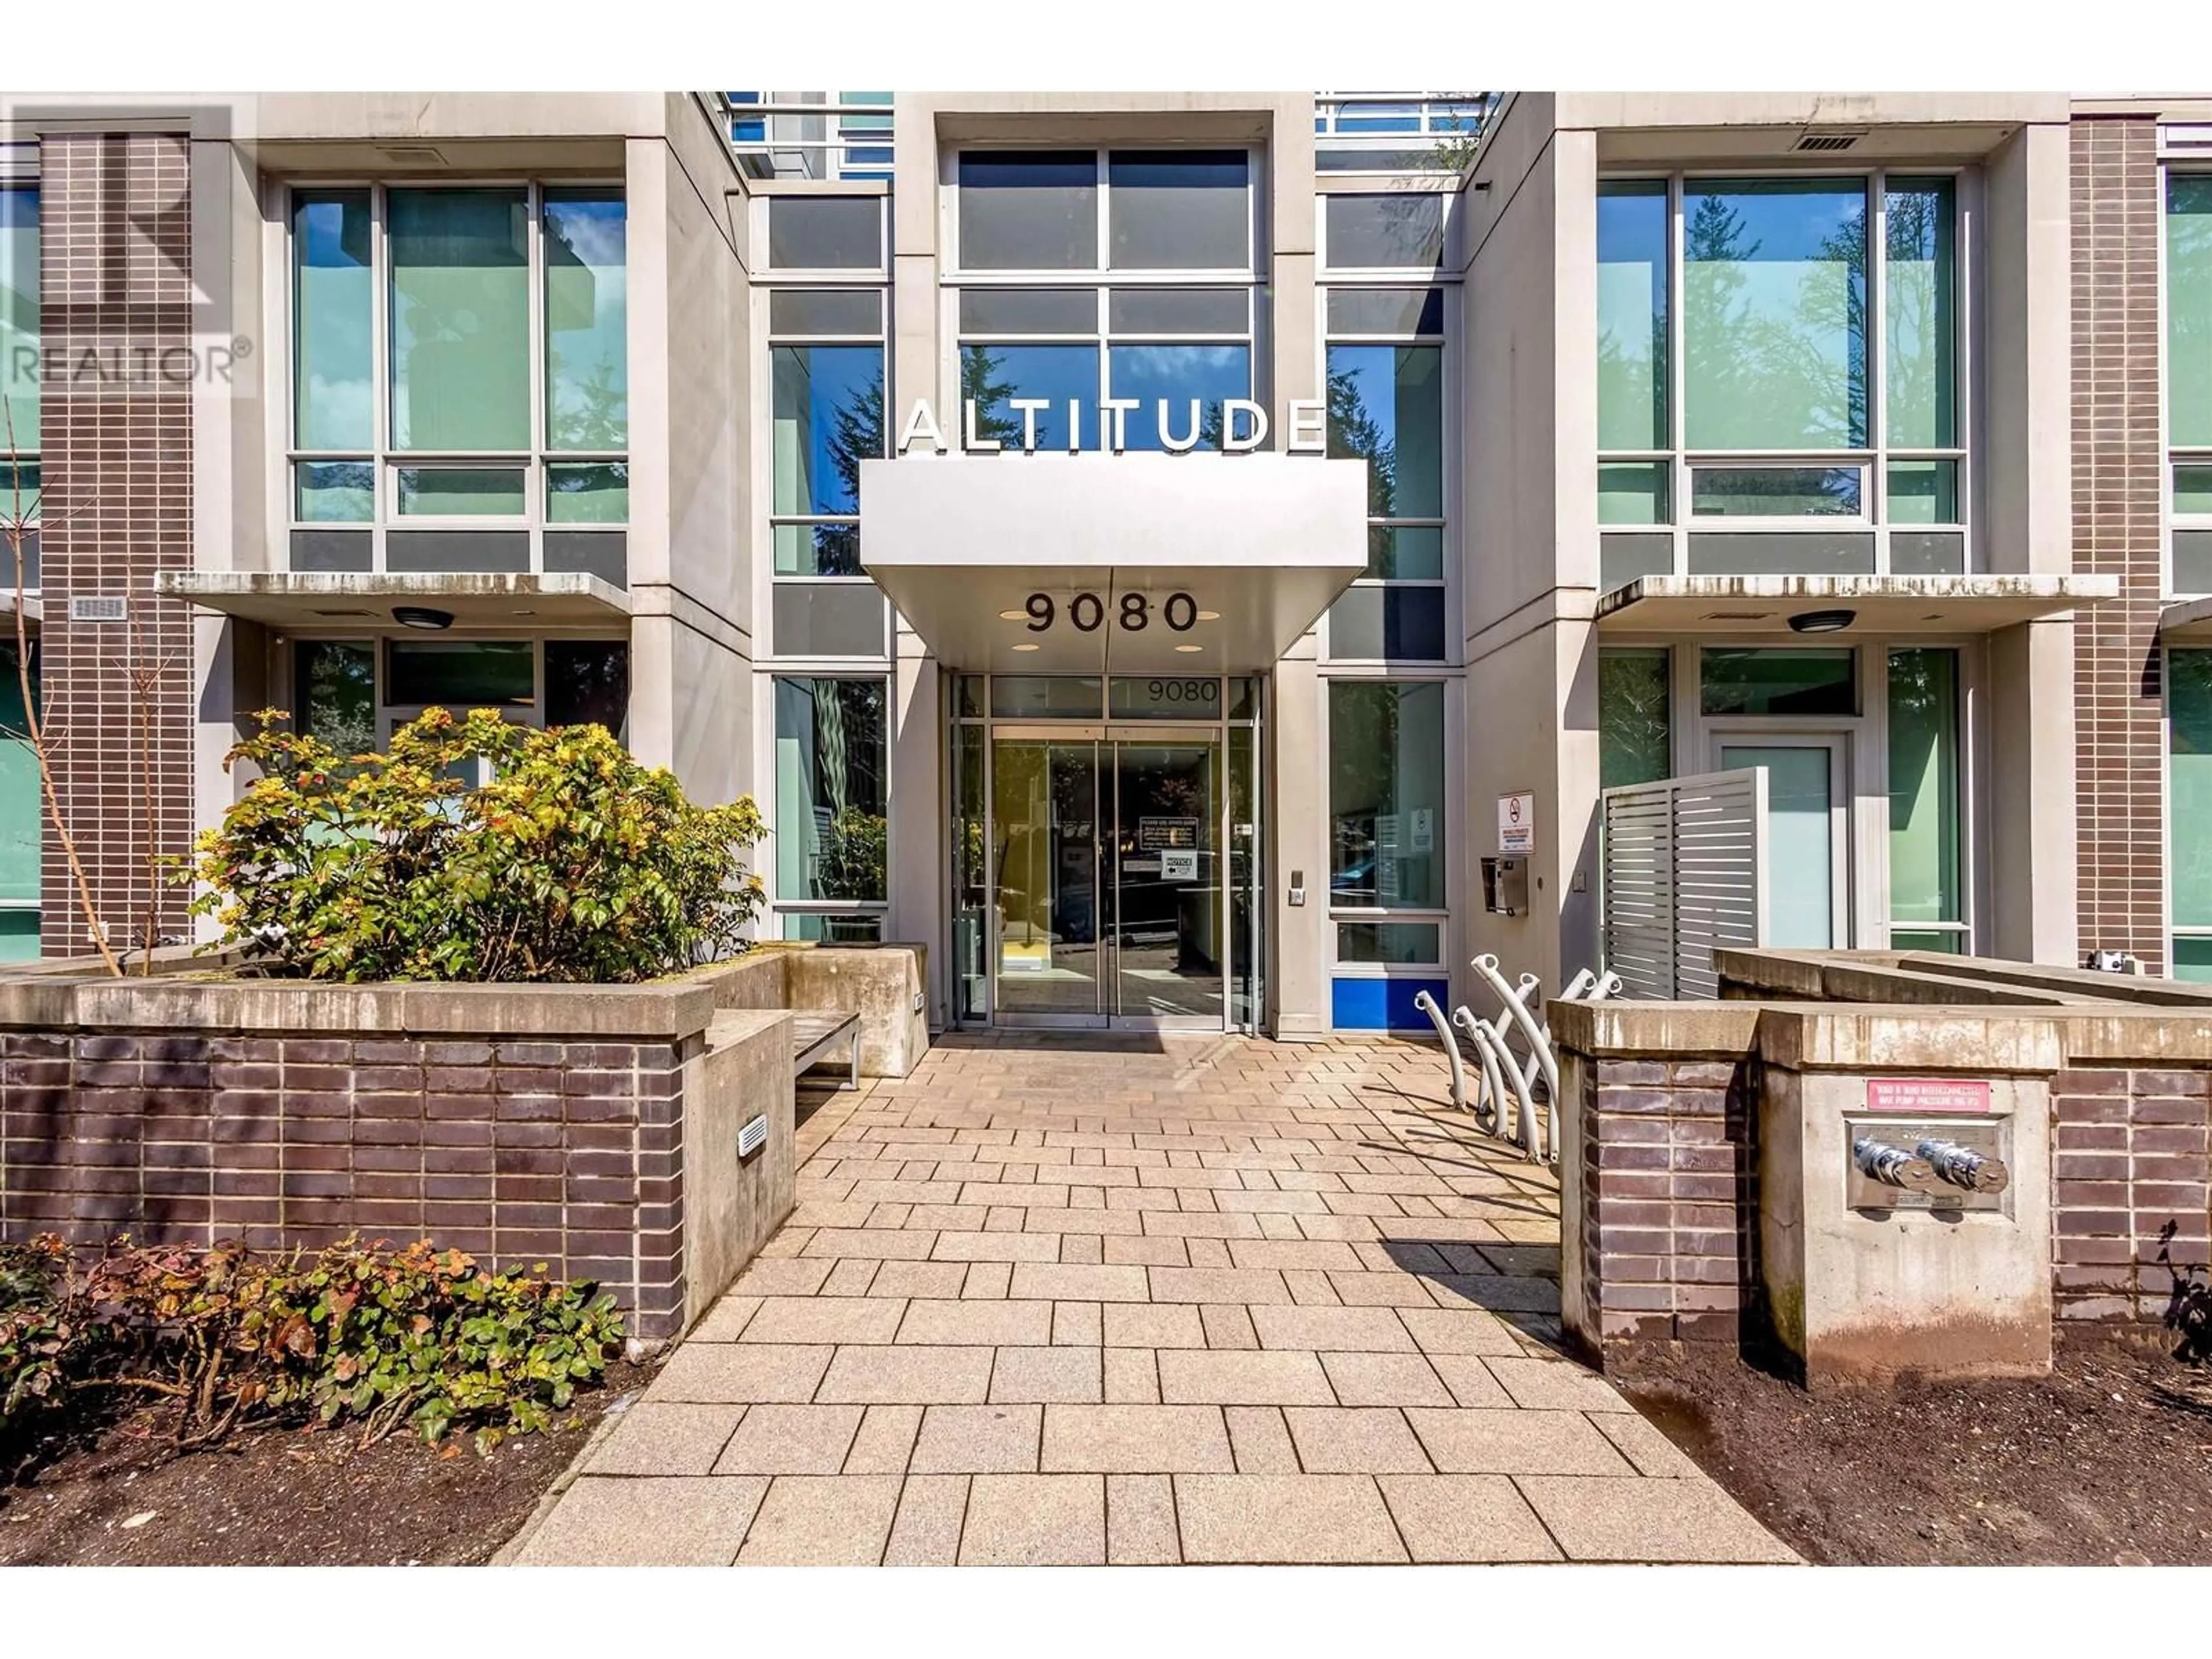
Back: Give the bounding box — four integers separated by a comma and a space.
1787, 608, 1855, 634
999, 609, 1028, 621
1196, 610, 1221, 622
1174, 644, 1203, 654
392, 606, 454, 631
1012, 642, 1040, 653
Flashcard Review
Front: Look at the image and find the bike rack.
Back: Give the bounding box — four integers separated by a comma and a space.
1414, 989, 1469, 1111
1425, 956, 1622, 1166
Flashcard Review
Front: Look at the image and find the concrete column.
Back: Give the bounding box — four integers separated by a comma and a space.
1989, 616, 2080, 963
1269, 643, 1329, 1039
891, 634, 945, 1025
1982, 120, 2074, 575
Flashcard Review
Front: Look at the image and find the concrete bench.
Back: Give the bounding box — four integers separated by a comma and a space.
790, 1009, 861, 1091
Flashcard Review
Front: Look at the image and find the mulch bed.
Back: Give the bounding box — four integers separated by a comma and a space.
1616, 1330, 2212, 1565
0, 1362, 646, 1567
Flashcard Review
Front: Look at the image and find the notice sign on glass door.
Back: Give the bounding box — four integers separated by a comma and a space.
1139, 817, 1199, 850
1160, 850, 1199, 882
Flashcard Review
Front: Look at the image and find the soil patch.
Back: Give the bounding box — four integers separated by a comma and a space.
1616, 1331, 2212, 1565
0, 1362, 647, 1566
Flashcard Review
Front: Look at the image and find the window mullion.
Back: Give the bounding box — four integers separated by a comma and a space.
372, 183, 389, 573
1095, 146, 1110, 281
1869, 173, 1888, 571
1668, 173, 1687, 570
527, 181, 545, 573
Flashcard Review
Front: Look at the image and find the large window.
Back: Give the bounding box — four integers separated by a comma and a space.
956, 150, 1253, 274
1597, 175, 1963, 589
288, 184, 627, 574
1325, 289, 1447, 661
1328, 681, 1446, 912
1887, 647, 1965, 952
1, 183, 39, 575
2168, 176, 2212, 593
1322, 192, 1448, 272
950, 150, 1256, 453
293, 637, 631, 750
765, 286, 889, 660
2172, 650, 2212, 980
773, 676, 889, 940
1599, 647, 1672, 790
765, 196, 885, 272
770, 293, 882, 575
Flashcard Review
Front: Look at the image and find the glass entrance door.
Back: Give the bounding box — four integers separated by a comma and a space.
1715, 737, 1850, 948
989, 734, 1225, 1029
1108, 744, 1224, 1026
993, 739, 1103, 1021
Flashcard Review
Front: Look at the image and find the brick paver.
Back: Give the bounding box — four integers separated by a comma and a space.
511, 1035, 1795, 1566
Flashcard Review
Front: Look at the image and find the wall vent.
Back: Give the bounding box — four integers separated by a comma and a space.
1793, 128, 1866, 153
68, 595, 127, 623
1701, 609, 1775, 622
376, 144, 448, 165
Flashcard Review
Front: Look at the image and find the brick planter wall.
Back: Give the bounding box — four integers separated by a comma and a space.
2, 1030, 692, 1334
2051, 1064, 2212, 1323
1577, 1055, 1758, 1351
0, 952, 893, 1340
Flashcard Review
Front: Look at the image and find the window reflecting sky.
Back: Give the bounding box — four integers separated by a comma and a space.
1107, 344, 1250, 449
772, 344, 882, 513
962, 344, 1099, 449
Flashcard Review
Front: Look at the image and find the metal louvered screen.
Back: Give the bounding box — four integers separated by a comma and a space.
1601, 768, 1768, 999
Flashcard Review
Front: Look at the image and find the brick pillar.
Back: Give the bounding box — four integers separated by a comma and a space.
2071, 116, 2168, 971
36, 132, 197, 958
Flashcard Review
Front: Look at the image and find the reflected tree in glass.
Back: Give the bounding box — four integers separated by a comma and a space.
297, 642, 378, 765
825, 361, 885, 528
1683, 184, 1867, 452
1884, 183, 1955, 450
1598, 649, 1671, 790
1885, 647, 1959, 928
1328, 362, 1396, 517
958, 343, 1076, 449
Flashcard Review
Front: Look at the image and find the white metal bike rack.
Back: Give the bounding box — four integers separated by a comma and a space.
1455, 998, 1540, 1156
1421, 956, 1621, 1165
1414, 989, 1469, 1111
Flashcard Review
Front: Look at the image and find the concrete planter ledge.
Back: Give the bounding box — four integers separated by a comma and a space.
1755, 1007, 2067, 1074
0, 974, 727, 1041
1545, 998, 1759, 1057
1715, 946, 2212, 1009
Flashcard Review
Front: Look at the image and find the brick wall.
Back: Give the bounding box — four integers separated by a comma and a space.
2071, 115, 2168, 969
1577, 1055, 1757, 1349
2051, 1064, 2211, 1323
0, 1029, 694, 1336
35, 132, 198, 958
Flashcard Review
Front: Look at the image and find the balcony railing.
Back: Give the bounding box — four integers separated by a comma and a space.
718, 92, 894, 183
713, 92, 1498, 183
1315, 91, 1498, 174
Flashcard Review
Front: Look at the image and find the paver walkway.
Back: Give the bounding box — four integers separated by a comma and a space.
512, 1035, 1794, 1565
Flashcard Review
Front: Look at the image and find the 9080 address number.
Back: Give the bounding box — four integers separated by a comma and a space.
1024, 592, 1199, 634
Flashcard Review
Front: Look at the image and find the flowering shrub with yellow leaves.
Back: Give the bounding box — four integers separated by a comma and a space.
188, 709, 766, 983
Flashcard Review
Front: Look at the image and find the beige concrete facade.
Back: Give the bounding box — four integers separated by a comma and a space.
1, 88, 2201, 1019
